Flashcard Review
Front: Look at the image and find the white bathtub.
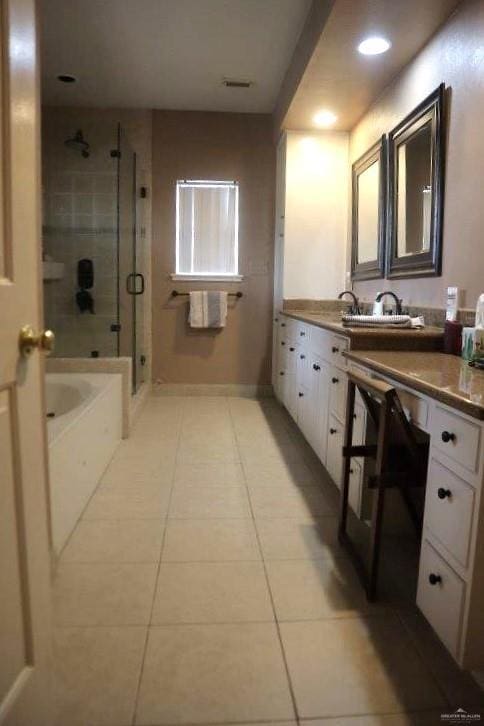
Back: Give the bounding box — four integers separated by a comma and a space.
46, 373, 122, 554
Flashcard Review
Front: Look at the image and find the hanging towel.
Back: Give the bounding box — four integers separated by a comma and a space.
189, 291, 228, 328
341, 314, 425, 329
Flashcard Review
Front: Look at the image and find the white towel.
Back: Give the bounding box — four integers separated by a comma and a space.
189, 291, 228, 328
341, 314, 425, 329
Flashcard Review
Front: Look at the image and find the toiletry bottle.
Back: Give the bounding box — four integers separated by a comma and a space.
373, 293, 383, 317
474, 293, 484, 361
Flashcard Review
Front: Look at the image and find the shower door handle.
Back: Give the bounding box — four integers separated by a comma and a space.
126, 273, 145, 295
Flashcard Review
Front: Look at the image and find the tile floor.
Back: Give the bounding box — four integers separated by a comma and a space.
52, 395, 484, 726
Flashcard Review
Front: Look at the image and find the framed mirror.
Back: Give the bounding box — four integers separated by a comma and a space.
351, 136, 386, 281
387, 84, 445, 278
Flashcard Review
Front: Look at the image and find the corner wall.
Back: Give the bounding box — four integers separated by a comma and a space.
349, 0, 484, 310
151, 110, 275, 385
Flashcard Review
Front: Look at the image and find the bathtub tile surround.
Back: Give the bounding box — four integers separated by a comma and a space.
47, 373, 122, 554
52, 395, 483, 724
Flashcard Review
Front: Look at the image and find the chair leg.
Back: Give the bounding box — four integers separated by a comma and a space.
366, 394, 392, 601
338, 379, 356, 542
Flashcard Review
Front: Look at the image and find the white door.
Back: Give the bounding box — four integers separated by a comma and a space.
0, 1, 53, 724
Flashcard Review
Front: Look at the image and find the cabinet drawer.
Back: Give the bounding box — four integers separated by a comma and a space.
353, 402, 366, 445
296, 321, 311, 344
398, 389, 428, 430
327, 413, 344, 488
431, 405, 481, 474
310, 326, 330, 359
417, 540, 465, 658
329, 367, 347, 422
424, 459, 475, 568
329, 334, 349, 369
348, 459, 362, 515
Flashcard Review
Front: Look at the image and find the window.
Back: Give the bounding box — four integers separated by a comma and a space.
175, 180, 240, 279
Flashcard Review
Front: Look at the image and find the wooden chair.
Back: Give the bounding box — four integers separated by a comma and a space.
338, 369, 429, 601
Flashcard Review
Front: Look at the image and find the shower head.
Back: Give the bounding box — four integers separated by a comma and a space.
65, 129, 90, 158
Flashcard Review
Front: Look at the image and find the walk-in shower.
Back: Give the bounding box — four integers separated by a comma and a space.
42, 119, 145, 392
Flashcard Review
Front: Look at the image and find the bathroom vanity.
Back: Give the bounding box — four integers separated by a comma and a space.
273, 310, 484, 670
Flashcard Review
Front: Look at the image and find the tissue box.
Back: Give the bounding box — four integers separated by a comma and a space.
462, 327, 484, 361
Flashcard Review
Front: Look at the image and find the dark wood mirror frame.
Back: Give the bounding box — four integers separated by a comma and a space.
351, 136, 386, 281
387, 83, 445, 279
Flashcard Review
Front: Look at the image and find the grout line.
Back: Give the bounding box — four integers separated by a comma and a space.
130, 397, 185, 726
228, 399, 300, 723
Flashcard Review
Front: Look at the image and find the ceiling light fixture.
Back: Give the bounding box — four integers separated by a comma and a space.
357, 36, 391, 56
57, 74, 77, 83
313, 110, 338, 128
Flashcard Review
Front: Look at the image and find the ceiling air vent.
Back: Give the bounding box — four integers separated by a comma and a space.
222, 79, 253, 89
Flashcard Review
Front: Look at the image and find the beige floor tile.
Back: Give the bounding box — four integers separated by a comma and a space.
83, 484, 170, 520
256, 516, 342, 561
266, 558, 386, 621
280, 616, 445, 718
151, 561, 274, 624
54, 563, 157, 625
176, 440, 240, 463
397, 609, 484, 709
135, 623, 295, 724
302, 713, 451, 726
61, 519, 164, 563
173, 460, 245, 487
243, 457, 318, 488
250, 486, 336, 518
54, 626, 146, 726
101, 463, 175, 488
162, 518, 261, 561
168, 486, 251, 519
102, 455, 167, 481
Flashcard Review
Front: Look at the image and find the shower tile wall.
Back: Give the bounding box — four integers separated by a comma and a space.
43, 123, 119, 357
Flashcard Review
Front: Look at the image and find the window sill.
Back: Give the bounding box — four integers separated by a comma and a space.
170, 273, 244, 282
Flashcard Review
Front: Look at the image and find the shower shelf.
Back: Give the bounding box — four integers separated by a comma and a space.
42, 260, 65, 281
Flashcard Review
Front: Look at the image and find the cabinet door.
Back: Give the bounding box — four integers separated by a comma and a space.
310, 355, 330, 464
329, 366, 347, 422
285, 343, 299, 419
327, 413, 344, 488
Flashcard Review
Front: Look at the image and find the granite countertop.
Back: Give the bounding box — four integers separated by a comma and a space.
282, 310, 444, 351
344, 350, 484, 420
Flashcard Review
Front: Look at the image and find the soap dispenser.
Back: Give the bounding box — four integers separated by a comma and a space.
373, 293, 383, 316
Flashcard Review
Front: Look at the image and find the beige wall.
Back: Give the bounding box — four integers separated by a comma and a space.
350, 0, 484, 310
283, 131, 349, 300
151, 110, 275, 385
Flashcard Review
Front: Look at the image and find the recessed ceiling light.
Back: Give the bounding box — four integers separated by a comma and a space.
313, 110, 338, 128
357, 36, 391, 55
57, 74, 77, 83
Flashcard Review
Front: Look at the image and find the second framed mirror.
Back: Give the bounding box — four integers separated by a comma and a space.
351, 136, 386, 281
387, 84, 445, 278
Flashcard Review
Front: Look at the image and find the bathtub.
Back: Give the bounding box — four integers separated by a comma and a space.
46, 373, 122, 555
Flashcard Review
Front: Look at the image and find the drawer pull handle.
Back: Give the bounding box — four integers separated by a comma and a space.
289, 347, 295, 352
313, 364, 320, 371
437, 487, 451, 499
281, 341, 285, 346
441, 430, 456, 443
281, 323, 286, 327
300, 331, 305, 336
298, 392, 304, 398
330, 427, 337, 435
274, 318, 278, 322
332, 377, 339, 384
332, 346, 339, 353
428, 573, 442, 586
279, 371, 284, 376
349, 468, 354, 474
300, 354, 306, 360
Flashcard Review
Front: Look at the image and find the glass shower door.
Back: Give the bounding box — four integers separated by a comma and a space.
117, 125, 145, 392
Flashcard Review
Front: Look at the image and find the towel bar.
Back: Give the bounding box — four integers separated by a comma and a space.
171, 290, 242, 298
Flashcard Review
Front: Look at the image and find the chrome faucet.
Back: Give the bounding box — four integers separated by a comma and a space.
375, 291, 403, 315
338, 290, 361, 315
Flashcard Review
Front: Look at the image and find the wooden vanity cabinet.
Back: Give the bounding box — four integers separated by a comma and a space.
274, 313, 484, 669
274, 314, 365, 516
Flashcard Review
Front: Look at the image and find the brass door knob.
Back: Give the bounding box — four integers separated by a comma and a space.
19, 325, 55, 357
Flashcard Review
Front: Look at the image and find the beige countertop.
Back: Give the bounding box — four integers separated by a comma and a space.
344, 350, 484, 420
282, 310, 444, 351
